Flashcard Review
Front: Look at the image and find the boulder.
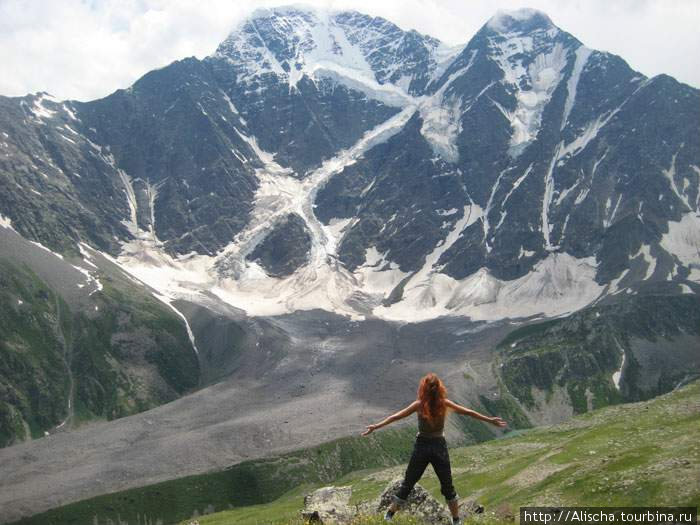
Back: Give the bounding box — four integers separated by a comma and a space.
377, 478, 451, 524
301, 485, 355, 524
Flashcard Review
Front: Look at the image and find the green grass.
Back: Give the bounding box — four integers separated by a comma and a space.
0, 255, 202, 446
12, 427, 417, 525
13, 382, 699, 525
181, 381, 700, 525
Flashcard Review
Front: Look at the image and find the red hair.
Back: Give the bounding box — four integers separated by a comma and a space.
417, 373, 447, 424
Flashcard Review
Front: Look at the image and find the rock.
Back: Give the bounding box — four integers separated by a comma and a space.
377, 478, 451, 524
301, 485, 354, 524
462, 500, 485, 515
301, 479, 483, 524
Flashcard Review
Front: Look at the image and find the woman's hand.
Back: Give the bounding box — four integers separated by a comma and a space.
361, 424, 378, 436
489, 416, 507, 427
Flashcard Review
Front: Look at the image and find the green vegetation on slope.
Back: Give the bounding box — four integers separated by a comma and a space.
0, 259, 200, 447
498, 295, 700, 414
12, 427, 418, 525
186, 381, 700, 525
12, 382, 700, 525
0, 260, 70, 444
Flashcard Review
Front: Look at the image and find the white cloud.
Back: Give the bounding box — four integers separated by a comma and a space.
1, 0, 698, 101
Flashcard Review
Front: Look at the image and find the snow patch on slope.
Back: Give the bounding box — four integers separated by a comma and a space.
612, 337, 626, 390
418, 50, 477, 162
662, 149, 692, 211
354, 248, 408, 296
376, 252, 602, 322
660, 212, 700, 269
561, 45, 591, 130
489, 34, 567, 156
0, 214, 15, 230
632, 244, 657, 280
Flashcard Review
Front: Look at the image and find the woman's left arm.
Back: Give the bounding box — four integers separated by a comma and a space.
445, 399, 507, 427
361, 400, 419, 436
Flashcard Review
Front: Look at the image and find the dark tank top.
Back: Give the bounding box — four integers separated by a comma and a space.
417, 410, 445, 438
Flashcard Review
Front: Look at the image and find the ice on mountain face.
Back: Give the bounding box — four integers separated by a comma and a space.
27, 93, 57, 121
354, 247, 408, 296
631, 244, 657, 280
215, 8, 381, 91
419, 93, 463, 162
117, 107, 417, 320
409, 203, 484, 291
541, 146, 561, 250
660, 213, 700, 270
489, 33, 568, 156
0, 214, 15, 230
376, 252, 602, 322
603, 193, 623, 228
311, 63, 412, 107
334, 11, 458, 95
418, 51, 477, 162
561, 45, 591, 130
483, 168, 510, 251
486, 8, 553, 33
216, 7, 451, 100
662, 149, 692, 211
612, 338, 625, 390
62, 103, 79, 121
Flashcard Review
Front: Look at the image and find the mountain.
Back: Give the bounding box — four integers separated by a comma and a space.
1, 6, 698, 319
3, 6, 697, 323
0, 5, 699, 519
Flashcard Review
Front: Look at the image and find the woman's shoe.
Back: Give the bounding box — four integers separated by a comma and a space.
384, 509, 395, 521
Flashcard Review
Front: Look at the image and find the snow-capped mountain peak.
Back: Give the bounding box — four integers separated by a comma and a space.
485, 7, 555, 34
476, 10, 577, 155
1, 6, 698, 329
214, 5, 458, 96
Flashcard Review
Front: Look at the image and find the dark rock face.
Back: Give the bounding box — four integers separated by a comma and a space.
498, 294, 700, 417
0, 93, 131, 254
0, 236, 200, 448
1, 7, 698, 292
248, 213, 311, 276
0, 5, 698, 446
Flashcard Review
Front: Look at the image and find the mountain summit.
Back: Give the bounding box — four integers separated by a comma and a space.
0, 6, 698, 323
485, 7, 555, 33
215, 5, 458, 96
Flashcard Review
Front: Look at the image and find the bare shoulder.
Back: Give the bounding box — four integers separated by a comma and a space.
444, 399, 467, 413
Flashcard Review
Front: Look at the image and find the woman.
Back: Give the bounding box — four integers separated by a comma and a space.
361, 373, 507, 524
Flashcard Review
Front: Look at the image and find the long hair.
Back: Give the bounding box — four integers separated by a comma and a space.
417, 373, 447, 424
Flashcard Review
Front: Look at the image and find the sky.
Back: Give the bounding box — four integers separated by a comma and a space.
1, 0, 699, 101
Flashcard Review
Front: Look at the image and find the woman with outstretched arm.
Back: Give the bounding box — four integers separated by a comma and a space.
361, 373, 507, 524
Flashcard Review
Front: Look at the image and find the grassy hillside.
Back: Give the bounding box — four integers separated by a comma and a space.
185, 380, 700, 525
0, 259, 200, 447
11, 427, 418, 525
11, 381, 699, 525
498, 294, 700, 416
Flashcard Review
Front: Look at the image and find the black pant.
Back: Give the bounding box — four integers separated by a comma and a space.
395, 435, 457, 503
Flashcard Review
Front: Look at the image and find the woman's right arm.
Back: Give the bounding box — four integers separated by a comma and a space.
445, 399, 507, 427
361, 400, 420, 436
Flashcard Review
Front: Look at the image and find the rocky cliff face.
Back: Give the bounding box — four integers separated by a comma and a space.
0, 5, 698, 457
1, 7, 698, 323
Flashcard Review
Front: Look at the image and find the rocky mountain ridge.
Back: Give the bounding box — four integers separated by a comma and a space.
1, 6, 698, 324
